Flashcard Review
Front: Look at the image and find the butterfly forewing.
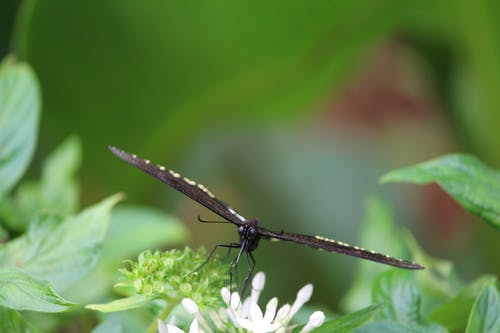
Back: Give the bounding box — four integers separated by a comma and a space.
109, 146, 247, 226
258, 228, 423, 269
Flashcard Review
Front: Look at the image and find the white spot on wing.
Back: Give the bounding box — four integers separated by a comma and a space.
228, 207, 246, 221
315, 235, 351, 247
169, 170, 181, 178
197, 183, 215, 198
183, 177, 197, 186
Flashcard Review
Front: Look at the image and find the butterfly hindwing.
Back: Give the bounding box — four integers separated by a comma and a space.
258, 228, 423, 269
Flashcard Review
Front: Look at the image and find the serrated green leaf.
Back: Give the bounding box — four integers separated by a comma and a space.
0, 268, 75, 312
0, 194, 122, 291
341, 195, 408, 312
429, 276, 496, 331
0, 136, 81, 231
381, 154, 500, 228
372, 270, 420, 324
0, 58, 40, 197
314, 304, 383, 333
63, 205, 188, 304
86, 295, 149, 312
465, 282, 500, 333
352, 320, 448, 333
0, 307, 42, 333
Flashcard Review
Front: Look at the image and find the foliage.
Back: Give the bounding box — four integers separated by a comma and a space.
381, 154, 500, 228
87, 248, 227, 313
0, 56, 40, 199
0, 58, 188, 331
1, 8, 499, 327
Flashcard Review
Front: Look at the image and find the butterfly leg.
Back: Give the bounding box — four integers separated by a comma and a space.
240, 250, 256, 298
230, 241, 247, 294
191, 243, 241, 275
223, 243, 241, 261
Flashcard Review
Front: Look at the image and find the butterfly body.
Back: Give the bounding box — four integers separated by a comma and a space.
109, 146, 424, 276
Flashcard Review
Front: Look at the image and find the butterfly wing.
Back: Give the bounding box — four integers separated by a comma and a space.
258, 228, 423, 269
109, 146, 247, 226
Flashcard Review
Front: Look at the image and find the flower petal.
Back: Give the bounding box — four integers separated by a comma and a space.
157, 320, 168, 333
182, 298, 199, 315
242, 297, 252, 318
289, 284, 313, 318
308, 311, 325, 327
230, 292, 241, 310
166, 324, 185, 333
251, 272, 266, 304
237, 318, 256, 330
252, 272, 266, 290
188, 318, 199, 333
221, 287, 231, 305
299, 311, 325, 333
250, 302, 264, 321
275, 304, 290, 323
264, 297, 278, 323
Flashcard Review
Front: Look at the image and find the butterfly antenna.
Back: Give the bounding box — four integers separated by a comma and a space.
197, 215, 230, 224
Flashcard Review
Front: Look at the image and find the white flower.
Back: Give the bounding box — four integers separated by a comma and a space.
299, 311, 325, 333
222, 272, 324, 333
182, 298, 199, 315
158, 318, 200, 333
289, 284, 313, 318
161, 272, 325, 333
237, 302, 281, 333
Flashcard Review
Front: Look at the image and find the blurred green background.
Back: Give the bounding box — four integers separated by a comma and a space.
2, 0, 499, 309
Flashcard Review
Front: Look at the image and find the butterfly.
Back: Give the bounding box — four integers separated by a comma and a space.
109, 146, 423, 293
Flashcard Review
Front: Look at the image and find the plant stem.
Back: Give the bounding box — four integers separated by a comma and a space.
145, 300, 177, 333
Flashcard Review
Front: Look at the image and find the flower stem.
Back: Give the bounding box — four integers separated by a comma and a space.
145, 300, 177, 333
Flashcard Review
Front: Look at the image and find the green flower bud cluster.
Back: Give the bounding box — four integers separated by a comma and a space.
118, 247, 228, 308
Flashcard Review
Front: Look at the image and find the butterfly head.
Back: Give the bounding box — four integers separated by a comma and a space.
238, 219, 261, 251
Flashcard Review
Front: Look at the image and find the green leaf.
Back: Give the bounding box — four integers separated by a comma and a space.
0, 268, 75, 312
381, 154, 500, 228
0, 194, 122, 291
0, 307, 42, 333
315, 304, 383, 333
352, 320, 448, 333
63, 205, 188, 304
405, 231, 461, 298
0, 224, 7, 242
103, 205, 188, 260
0, 136, 81, 231
38, 135, 81, 215
403, 231, 464, 317
465, 281, 500, 333
341, 195, 408, 312
0, 57, 40, 197
91, 316, 123, 333
86, 295, 149, 312
429, 276, 496, 331
372, 270, 421, 324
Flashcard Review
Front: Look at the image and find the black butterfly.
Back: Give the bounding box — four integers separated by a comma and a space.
109, 146, 423, 292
